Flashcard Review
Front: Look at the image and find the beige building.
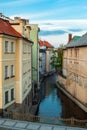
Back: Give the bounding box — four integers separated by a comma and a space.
58, 33, 87, 111
0, 15, 33, 116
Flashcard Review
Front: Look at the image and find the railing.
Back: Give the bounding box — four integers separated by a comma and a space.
3, 112, 87, 128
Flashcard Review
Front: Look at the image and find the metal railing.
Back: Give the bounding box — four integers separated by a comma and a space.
3, 112, 87, 128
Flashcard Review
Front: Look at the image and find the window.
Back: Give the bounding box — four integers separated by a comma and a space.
11, 65, 14, 77
11, 42, 14, 53
5, 91, 9, 104
70, 49, 72, 57
74, 48, 79, 57
5, 41, 8, 53
11, 88, 14, 101
5, 66, 9, 79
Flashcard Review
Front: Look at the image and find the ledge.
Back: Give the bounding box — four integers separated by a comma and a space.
56, 82, 87, 113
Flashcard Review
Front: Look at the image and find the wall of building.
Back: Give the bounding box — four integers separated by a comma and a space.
0, 21, 33, 115
39, 46, 46, 76
30, 24, 39, 86
60, 46, 87, 106
0, 35, 16, 112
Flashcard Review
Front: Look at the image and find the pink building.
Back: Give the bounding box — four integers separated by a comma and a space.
58, 33, 87, 112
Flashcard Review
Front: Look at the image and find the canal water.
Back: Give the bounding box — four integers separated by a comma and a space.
37, 73, 87, 124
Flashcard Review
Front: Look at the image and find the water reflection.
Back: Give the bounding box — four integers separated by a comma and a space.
58, 90, 87, 119
38, 74, 62, 123
38, 88, 62, 117
37, 73, 87, 124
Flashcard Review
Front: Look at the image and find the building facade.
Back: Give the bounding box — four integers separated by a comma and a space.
30, 24, 40, 100
0, 15, 33, 116
39, 39, 46, 79
44, 41, 55, 74
58, 33, 87, 110
38, 40, 55, 77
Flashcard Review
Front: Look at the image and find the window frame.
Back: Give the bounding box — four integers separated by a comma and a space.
11, 65, 14, 77
5, 66, 9, 79
11, 88, 14, 101
11, 42, 14, 53
5, 91, 9, 104
4, 41, 8, 53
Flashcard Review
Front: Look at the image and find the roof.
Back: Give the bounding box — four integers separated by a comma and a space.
44, 40, 54, 48
72, 36, 81, 41
0, 18, 22, 38
66, 33, 87, 48
0, 18, 33, 44
38, 39, 54, 48
38, 39, 44, 46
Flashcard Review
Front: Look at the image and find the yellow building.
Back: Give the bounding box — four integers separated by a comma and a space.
58, 33, 87, 111
0, 15, 33, 116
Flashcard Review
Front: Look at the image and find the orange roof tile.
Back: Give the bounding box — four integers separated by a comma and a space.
0, 18, 22, 38
39, 39, 53, 48
44, 41, 54, 48
38, 39, 44, 46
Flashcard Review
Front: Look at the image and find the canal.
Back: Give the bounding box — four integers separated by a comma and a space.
37, 73, 87, 124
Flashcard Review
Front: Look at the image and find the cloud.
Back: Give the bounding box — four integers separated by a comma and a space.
68, 29, 83, 32
9, 16, 87, 47
40, 34, 68, 48
39, 30, 67, 36
10, 12, 53, 21
38, 19, 87, 47
42, 23, 53, 25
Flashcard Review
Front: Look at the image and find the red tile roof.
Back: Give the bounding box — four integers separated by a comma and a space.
38, 39, 44, 46
38, 39, 54, 48
44, 41, 54, 48
0, 18, 22, 38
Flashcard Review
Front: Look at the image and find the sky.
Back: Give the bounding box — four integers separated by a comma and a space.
0, 0, 87, 47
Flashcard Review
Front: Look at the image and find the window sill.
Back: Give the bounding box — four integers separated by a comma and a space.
11, 75, 15, 78
4, 77, 9, 80
4, 52, 15, 54
11, 52, 15, 54
11, 98, 15, 101
5, 101, 9, 104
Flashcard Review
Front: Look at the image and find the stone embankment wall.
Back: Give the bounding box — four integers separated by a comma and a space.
58, 75, 87, 108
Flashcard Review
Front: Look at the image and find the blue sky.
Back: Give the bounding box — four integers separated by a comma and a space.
0, 0, 87, 47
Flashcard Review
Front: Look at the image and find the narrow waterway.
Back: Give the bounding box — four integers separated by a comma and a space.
37, 73, 87, 124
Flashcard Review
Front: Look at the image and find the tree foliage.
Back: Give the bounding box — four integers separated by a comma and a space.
57, 48, 63, 69
50, 50, 58, 70
50, 48, 63, 70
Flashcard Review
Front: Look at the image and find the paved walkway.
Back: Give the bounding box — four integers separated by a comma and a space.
0, 118, 86, 130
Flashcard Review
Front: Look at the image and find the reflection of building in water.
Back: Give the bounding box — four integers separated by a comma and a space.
45, 75, 56, 97
40, 81, 46, 100
45, 80, 49, 97
57, 89, 87, 120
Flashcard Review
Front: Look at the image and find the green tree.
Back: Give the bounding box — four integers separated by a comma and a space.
50, 50, 58, 70
50, 48, 63, 71
57, 48, 63, 70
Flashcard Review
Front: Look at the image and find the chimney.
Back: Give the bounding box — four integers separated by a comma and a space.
68, 33, 72, 43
